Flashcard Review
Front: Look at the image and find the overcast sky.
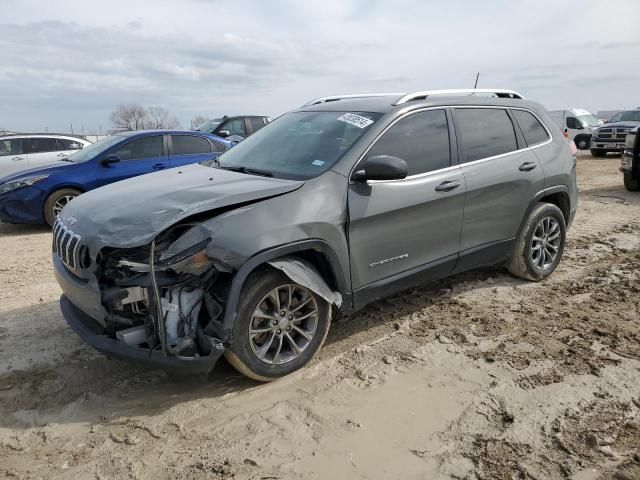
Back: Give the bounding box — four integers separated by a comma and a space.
1, 0, 639, 133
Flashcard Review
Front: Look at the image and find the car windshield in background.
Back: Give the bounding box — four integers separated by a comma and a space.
196, 118, 223, 133
213, 111, 383, 180
610, 111, 640, 123
577, 114, 600, 127
65, 135, 123, 163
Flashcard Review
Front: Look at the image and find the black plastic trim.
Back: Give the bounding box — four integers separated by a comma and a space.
518, 185, 571, 235
454, 238, 515, 273
352, 254, 457, 310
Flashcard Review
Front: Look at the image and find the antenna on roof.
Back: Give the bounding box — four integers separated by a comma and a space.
474, 72, 480, 89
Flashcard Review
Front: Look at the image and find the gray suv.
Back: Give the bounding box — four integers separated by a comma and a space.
53, 89, 577, 380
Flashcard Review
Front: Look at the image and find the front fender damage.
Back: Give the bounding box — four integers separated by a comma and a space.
62, 223, 343, 375
268, 256, 342, 307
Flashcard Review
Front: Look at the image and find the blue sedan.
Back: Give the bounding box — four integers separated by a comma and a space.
0, 130, 232, 225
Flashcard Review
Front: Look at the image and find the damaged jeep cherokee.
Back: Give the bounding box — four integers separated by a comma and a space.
54, 89, 577, 381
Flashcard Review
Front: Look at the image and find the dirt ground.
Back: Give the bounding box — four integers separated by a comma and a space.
0, 152, 639, 480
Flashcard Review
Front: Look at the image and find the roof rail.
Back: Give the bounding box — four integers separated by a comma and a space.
394, 88, 525, 105
302, 93, 403, 107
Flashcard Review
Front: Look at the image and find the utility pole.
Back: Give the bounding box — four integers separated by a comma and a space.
70, 123, 74, 135
474, 72, 480, 89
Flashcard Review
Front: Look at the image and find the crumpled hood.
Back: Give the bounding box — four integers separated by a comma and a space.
61, 163, 304, 250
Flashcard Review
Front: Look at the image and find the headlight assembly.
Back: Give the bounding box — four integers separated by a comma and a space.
0, 175, 49, 195
159, 225, 213, 275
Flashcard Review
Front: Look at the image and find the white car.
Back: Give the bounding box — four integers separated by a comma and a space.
0, 134, 92, 177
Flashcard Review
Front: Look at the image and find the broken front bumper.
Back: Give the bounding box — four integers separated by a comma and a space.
60, 295, 224, 375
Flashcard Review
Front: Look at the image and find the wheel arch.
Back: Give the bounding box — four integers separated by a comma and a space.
573, 134, 591, 149
539, 190, 570, 224
42, 185, 87, 221
221, 240, 351, 337
517, 186, 571, 238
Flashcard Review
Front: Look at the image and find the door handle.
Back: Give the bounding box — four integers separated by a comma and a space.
435, 180, 461, 192
519, 162, 537, 172
57, 153, 68, 157
152, 163, 167, 170
12, 156, 25, 161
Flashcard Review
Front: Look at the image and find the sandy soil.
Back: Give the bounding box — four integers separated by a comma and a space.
0, 152, 639, 480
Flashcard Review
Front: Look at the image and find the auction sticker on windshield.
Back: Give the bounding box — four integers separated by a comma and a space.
338, 113, 374, 129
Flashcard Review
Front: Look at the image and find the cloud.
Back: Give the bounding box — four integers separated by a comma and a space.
0, 0, 639, 131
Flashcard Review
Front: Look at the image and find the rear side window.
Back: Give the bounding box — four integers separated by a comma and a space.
57, 138, 85, 150
113, 136, 163, 160
366, 109, 450, 176
25, 137, 59, 154
456, 108, 518, 163
249, 117, 266, 133
512, 110, 550, 146
171, 135, 211, 155
220, 118, 246, 136
0, 139, 22, 156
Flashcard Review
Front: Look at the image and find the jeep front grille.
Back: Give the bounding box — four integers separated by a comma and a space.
52, 218, 90, 270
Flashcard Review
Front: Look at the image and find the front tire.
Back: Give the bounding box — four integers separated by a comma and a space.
590, 149, 606, 157
507, 203, 566, 281
624, 172, 640, 191
225, 269, 331, 381
575, 136, 590, 150
43, 188, 82, 226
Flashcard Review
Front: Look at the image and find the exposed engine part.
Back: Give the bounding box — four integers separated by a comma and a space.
162, 287, 204, 353
116, 325, 147, 346
150, 239, 168, 355
96, 225, 229, 360
117, 259, 151, 272
203, 293, 225, 338
122, 286, 147, 304
102, 286, 148, 310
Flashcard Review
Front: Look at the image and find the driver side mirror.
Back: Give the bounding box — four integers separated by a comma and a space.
100, 154, 121, 167
352, 155, 408, 182
217, 130, 230, 138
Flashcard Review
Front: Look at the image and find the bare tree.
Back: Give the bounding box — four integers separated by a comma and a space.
190, 115, 209, 130
110, 104, 148, 131
146, 106, 180, 129
110, 104, 180, 130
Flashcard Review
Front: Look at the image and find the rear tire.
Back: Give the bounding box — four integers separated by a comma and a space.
225, 269, 331, 381
507, 203, 566, 281
624, 172, 640, 191
43, 188, 82, 226
590, 149, 606, 157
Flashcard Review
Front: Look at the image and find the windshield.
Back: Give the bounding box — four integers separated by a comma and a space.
610, 110, 640, 123
196, 118, 223, 133
214, 111, 383, 180
577, 114, 600, 127
65, 135, 124, 163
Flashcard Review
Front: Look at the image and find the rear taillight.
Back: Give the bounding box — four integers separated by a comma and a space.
569, 141, 578, 156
